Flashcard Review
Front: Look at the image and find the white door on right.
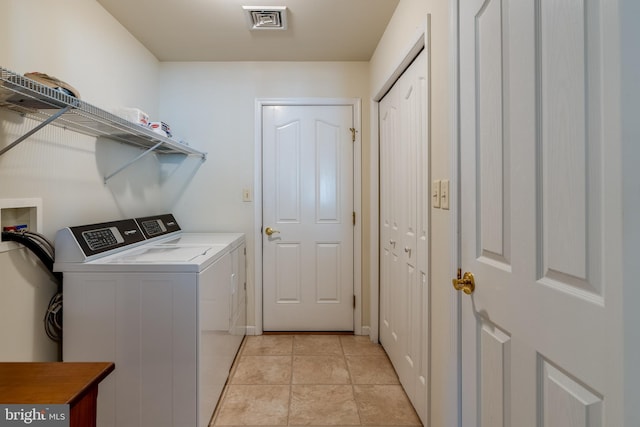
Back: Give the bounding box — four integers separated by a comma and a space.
459, 0, 623, 426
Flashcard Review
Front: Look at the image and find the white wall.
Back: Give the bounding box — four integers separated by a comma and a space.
369, 1, 456, 426
1, 1, 372, 360
0, 0, 169, 232
157, 61, 371, 328
0, 0, 165, 360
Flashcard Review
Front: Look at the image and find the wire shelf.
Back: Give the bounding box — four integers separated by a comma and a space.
0, 66, 207, 158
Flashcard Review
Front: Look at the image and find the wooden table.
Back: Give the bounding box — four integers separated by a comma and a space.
0, 362, 114, 427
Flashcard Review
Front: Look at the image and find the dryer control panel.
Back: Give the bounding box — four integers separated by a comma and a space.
135, 213, 181, 239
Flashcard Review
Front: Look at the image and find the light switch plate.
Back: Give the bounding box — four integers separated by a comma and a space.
432, 180, 441, 208
242, 188, 252, 202
441, 179, 450, 210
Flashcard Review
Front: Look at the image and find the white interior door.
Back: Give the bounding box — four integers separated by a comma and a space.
379, 50, 429, 423
262, 104, 354, 331
459, 0, 623, 425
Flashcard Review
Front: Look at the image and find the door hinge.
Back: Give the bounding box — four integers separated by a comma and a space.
352, 211, 356, 225
353, 294, 356, 309
349, 127, 358, 142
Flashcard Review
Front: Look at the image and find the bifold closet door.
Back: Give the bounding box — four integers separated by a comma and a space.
379, 49, 429, 423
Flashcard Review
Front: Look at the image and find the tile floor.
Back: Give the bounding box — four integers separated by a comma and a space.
210, 334, 422, 426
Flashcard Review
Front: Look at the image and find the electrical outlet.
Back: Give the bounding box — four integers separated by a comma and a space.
432, 180, 441, 208
242, 188, 252, 202
441, 179, 450, 210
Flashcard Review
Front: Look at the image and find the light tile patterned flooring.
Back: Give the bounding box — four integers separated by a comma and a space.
210, 334, 422, 426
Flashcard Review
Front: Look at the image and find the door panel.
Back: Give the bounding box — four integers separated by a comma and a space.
316, 121, 342, 222
476, 0, 509, 267
275, 122, 301, 221
538, 0, 604, 299
274, 243, 301, 303
478, 320, 510, 427
539, 360, 603, 427
380, 91, 400, 357
315, 243, 341, 302
460, 0, 619, 425
263, 105, 354, 331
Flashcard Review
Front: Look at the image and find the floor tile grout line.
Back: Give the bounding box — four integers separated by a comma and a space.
333, 334, 359, 426
210, 335, 249, 426
287, 338, 293, 426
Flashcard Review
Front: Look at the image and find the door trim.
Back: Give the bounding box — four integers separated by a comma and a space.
253, 98, 362, 335
450, 1, 462, 426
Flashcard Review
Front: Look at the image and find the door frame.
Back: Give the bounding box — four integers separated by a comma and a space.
253, 98, 362, 335
450, 1, 462, 426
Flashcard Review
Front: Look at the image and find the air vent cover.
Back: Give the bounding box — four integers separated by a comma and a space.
243, 6, 288, 30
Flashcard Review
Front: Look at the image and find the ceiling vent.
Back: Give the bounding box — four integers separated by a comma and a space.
243, 6, 288, 30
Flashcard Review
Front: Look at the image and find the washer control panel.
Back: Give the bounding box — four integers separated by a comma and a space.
70, 219, 145, 258
55, 214, 182, 263
82, 227, 125, 251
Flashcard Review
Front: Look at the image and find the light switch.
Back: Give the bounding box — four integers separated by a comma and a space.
242, 188, 252, 202
432, 180, 441, 208
440, 179, 450, 210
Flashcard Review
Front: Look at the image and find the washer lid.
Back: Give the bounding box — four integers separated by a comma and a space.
104, 244, 225, 263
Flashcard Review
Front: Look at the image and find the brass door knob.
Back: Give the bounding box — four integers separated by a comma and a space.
452, 271, 475, 295
265, 226, 280, 236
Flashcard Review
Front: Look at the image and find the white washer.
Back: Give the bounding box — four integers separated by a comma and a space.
54, 214, 246, 427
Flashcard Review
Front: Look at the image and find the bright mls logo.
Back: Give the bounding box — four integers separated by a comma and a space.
0, 405, 69, 426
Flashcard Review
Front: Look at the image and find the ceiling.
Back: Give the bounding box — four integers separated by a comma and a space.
96, 0, 400, 62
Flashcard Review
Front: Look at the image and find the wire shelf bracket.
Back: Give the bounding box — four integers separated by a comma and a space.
0, 104, 72, 157
103, 140, 165, 183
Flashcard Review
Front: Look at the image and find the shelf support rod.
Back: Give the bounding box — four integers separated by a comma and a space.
103, 140, 165, 183
0, 105, 72, 157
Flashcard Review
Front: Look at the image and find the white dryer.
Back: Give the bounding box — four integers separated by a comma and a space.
54, 214, 246, 427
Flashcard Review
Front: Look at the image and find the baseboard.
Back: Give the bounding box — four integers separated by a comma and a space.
245, 326, 259, 336
245, 325, 370, 337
